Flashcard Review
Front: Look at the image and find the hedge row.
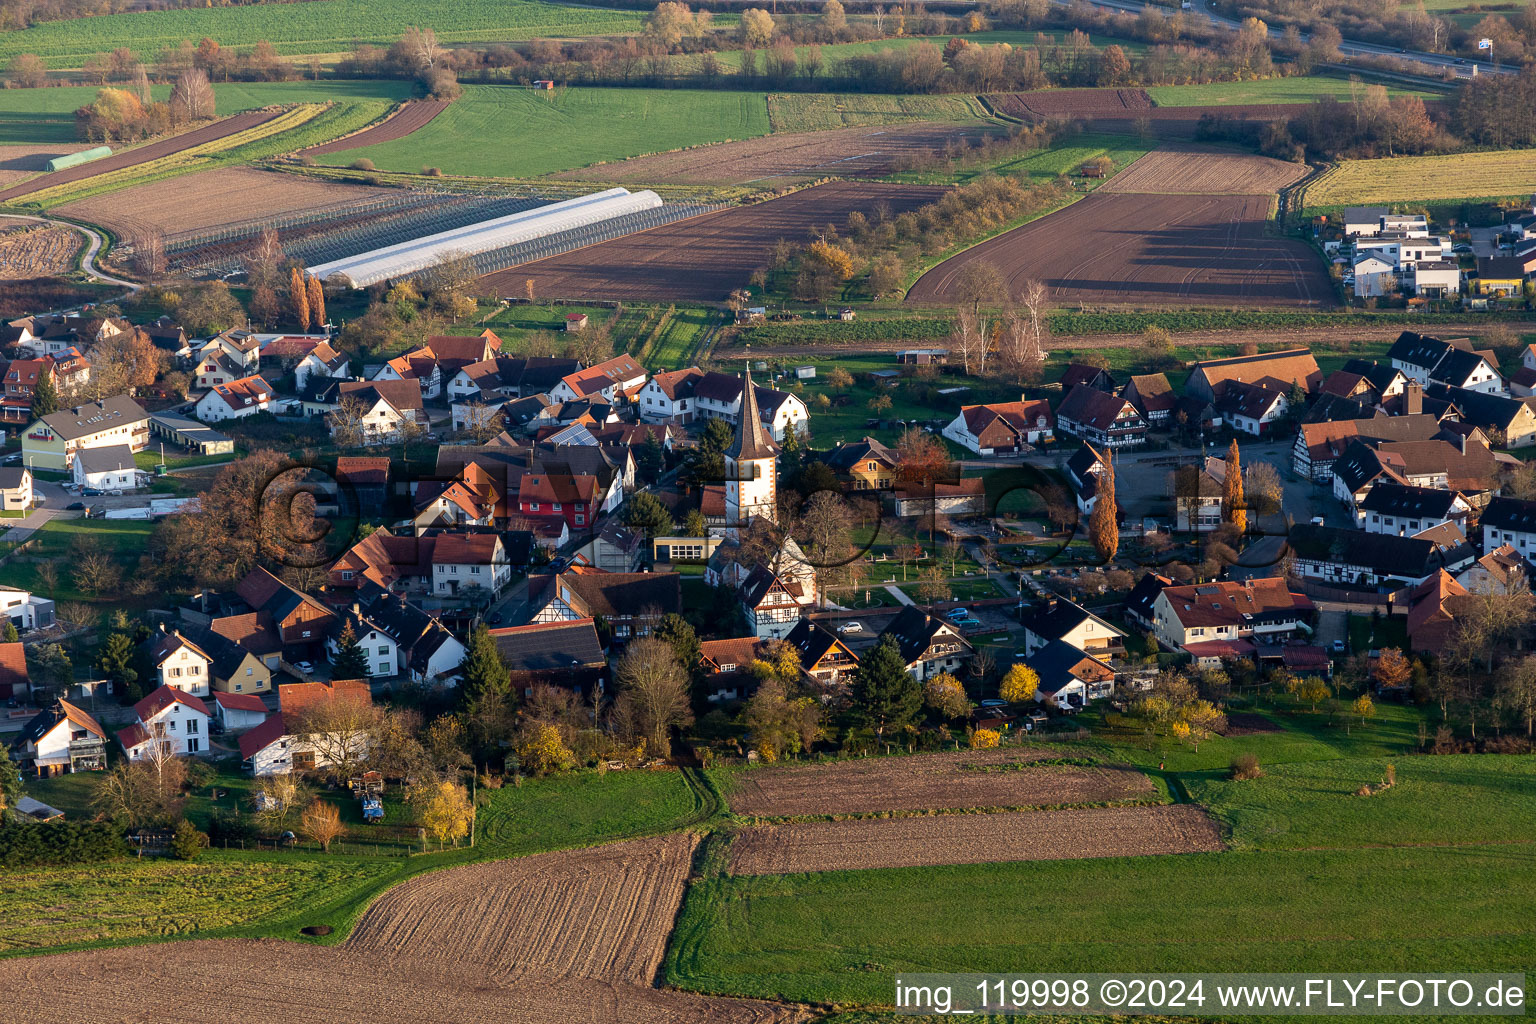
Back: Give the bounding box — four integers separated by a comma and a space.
0, 819, 129, 868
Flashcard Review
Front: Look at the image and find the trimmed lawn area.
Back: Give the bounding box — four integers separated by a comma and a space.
315, 86, 773, 178
1, 519, 154, 604
664, 843, 1536, 1005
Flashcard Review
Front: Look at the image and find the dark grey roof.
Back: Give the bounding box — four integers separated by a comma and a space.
491, 620, 605, 673
73, 443, 136, 476
1026, 639, 1109, 696
1386, 331, 1454, 371
0, 467, 28, 489
725, 367, 778, 463
784, 618, 843, 668
1020, 597, 1099, 644
38, 395, 147, 440
1481, 496, 1536, 534
880, 606, 968, 665
1423, 383, 1531, 432
1358, 482, 1459, 519
1287, 523, 1469, 578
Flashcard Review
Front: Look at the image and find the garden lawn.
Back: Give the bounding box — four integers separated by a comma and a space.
664, 844, 1536, 1006
1186, 754, 1536, 851
0, 855, 402, 955
1147, 76, 1434, 106
1, 519, 153, 604
0, 0, 641, 66
316, 86, 772, 178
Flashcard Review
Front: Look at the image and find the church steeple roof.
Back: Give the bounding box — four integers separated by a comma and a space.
726, 362, 778, 462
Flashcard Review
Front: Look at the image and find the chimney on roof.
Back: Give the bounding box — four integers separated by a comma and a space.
1404, 380, 1422, 416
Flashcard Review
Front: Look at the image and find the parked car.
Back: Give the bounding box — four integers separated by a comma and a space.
81, 487, 102, 497
1, 452, 20, 464
1332, 639, 1347, 653
293, 661, 315, 674
837, 621, 863, 634
65, 502, 85, 511
946, 607, 969, 620
487, 612, 503, 625
955, 617, 984, 631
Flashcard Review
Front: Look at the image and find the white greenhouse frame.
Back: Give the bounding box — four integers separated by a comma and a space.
308, 187, 663, 288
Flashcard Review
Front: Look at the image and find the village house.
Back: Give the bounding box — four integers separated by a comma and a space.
942, 399, 1055, 454
212, 691, 269, 732
738, 564, 819, 639
374, 331, 503, 400
1060, 363, 1117, 393
21, 394, 149, 472
1150, 578, 1313, 666
1287, 523, 1475, 588
1054, 388, 1147, 448
234, 567, 338, 663
1405, 571, 1473, 652
1291, 413, 1444, 482
1481, 496, 1536, 559
0, 585, 53, 632
891, 478, 986, 518
1019, 596, 1126, 658
690, 370, 809, 442
637, 366, 705, 424
431, 533, 513, 598
1212, 379, 1289, 436
331, 380, 428, 445
1169, 456, 1224, 533
71, 443, 141, 492
146, 628, 213, 697
0, 641, 27, 702
1456, 544, 1528, 595
1, 357, 54, 424
1358, 482, 1471, 536
1184, 349, 1321, 404
193, 330, 262, 389
571, 521, 645, 573
783, 619, 860, 689
549, 354, 648, 405
443, 356, 580, 401
18, 699, 106, 776
354, 590, 467, 685
516, 472, 601, 529
0, 466, 31, 511
698, 635, 762, 703
238, 679, 373, 776
1026, 639, 1116, 709
1121, 373, 1176, 426
329, 529, 435, 592
1388, 332, 1504, 394
1424, 383, 1536, 448
118, 685, 212, 760
1066, 444, 1114, 516
292, 342, 350, 391
880, 606, 974, 681
194, 374, 276, 423
527, 567, 682, 642
327, 604, 400, 678
823, 437, 898, 490
489, 619, 607, 697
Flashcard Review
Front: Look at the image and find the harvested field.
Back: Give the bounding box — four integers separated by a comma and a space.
301, 100, 450, 155
1099, 145, 1308, 195
0, 939, 807, 1024
0, 144, 74, 185
483, 182, 946, 302
909, 192, 1333, 309
989, 92, 1312, 141
0, 221, 82, 278
728, 805, 1224, 875
0, 109, 283, 203
727, 748, 1153, 818
998, 88, 1155, 116
347, 833, 697, 984
557, 123, 993, 186
56, 166, 387, 239
1304, 147, 1536, 206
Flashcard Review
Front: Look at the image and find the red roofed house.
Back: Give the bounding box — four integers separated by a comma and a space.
118, 685, 212, 760
0, 641, 29, 701
212, 690, 269, 731
431, 532, 512, 596
549, 354, 647, 404
235, 567, 338, 661
2, 357, 53, 424
698, 635, 762, 702
1406, 570, 1472, 653
517, 472, 600, 529
942, 399, 1055, 454
332, 379, 428, 445
1185, 348, 1322, 403
329, 528, 436, 591
374, 330, 502, 400
1150, 578, 1314, 667
239, 678, 373, 776
194, 374, 275, 422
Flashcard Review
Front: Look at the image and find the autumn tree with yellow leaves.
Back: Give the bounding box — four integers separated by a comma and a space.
1223, 439, 1247, 534
1088, 449, 1119, 561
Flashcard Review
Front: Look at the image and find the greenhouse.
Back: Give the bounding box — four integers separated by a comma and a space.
307, 187, 663, 289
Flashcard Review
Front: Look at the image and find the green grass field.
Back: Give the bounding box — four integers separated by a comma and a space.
665, 843, 1536, 1005
0, 519, 153, 604
1185, 754, 1536, 851
1148, 77, 1434, 106
0, 856, 401, 955
0, 0, 641, 66
647, 307, 717, 369
766, 92, 989, 133
1305, 149, 1536, 207
316, 85, 772, 177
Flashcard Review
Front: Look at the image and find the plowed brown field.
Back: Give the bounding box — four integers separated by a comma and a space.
56, 166, 388, 238
556, 123, 991, 185
0, 144, 75, 186
0, 109, 283, 202
347, 833, 697, 985
989, 92, 1313, 141
727, 748, 1153, 818
996, 88, 1155, 116
1100, 145, 1308, 194
0, 939, 807, 1024
908, 192, 1333, 308
482, 181, 945, 302
302, 100, 450, 155
728, 805, 1225, 875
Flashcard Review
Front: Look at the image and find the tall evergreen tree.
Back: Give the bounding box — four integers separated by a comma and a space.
1088, 448, 1119, 561
1223, 439, 1247, 534
30, 372, 59, 417
850, 635, 922, 743
637, 431, 666, 484
289, 266, 310, 331
0, 743, 23, 823
330, 622, 370, 679
1, 619, 18, 643
460, 623, 510, 711
306, 274, 326, 330
96, 632, 140, 703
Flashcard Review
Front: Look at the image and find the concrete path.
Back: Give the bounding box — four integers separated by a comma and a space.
3, 507, 59, 543
883, 584, 914, 607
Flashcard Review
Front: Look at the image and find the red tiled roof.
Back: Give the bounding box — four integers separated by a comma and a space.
134, 684, 210, 722
699, 636, 760, 674
1160, 578, 1312, 630
277, 678, 371, 715
335, 456, 390, 485
432, 532, 502, 565
213, 691, 268, 713
205, 374, 273, 414
238, 712, 288, 759
0, 642, 28, 693
519, 473, 599, 506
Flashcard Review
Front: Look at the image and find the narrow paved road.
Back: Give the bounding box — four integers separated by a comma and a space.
2, 214, 140, 291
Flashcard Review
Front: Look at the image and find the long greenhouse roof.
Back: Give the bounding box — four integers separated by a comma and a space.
308, 187, 662, 289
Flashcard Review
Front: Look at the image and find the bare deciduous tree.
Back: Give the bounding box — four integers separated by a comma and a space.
613, 637, 694, 757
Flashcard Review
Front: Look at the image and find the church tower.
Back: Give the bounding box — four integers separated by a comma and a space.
724, 363, 778, 527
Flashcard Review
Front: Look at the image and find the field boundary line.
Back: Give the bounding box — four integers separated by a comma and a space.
729, 794, 1173, 826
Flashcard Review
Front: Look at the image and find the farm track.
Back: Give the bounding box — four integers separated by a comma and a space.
908, 192, 1333, 309
0, 939, 809, 1024
483, 182, 945, 302
300, 100, 450, 156
727, 804, 1225, 875
0, 110, 282, 203
726, 748, 1153, 818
